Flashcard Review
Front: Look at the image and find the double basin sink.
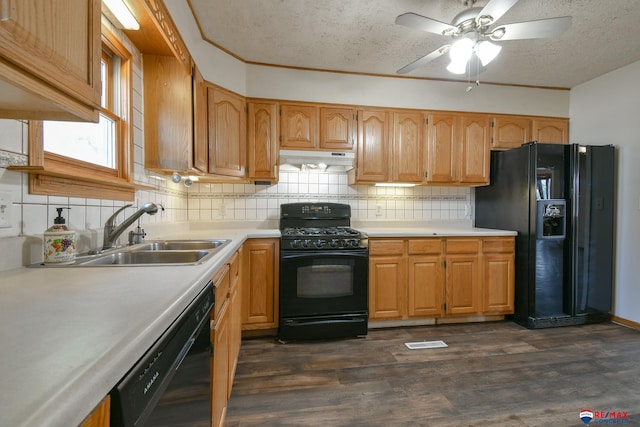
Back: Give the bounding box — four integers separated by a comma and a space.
65, 239, 230, 266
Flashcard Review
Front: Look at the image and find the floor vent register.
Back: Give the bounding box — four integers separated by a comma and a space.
404, 340, 448, 350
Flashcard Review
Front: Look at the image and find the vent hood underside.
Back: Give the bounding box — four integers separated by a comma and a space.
279, 149, 355, 172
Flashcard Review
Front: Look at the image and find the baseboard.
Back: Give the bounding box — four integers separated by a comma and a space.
609, 314, 640, 330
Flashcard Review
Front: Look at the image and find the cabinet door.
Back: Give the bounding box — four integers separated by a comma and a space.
369, 256, 406, 320
242, 239, 279, 329
491, 116, 531, 150
426, 113, 457, 183
459, 114, 490, 184
482, 238, 515, 314
211, 302, 229, 427
0, 0, 101, 120
532, 118, 569, 144
408, 255, 444, 317
248, 102, 278, 181
144, 55, 193, 173
280, 104, 317, 149
445, 253, 481, 315
227, 250, 242, 397
445, 239, 481, 316
192, 66, 208, 172
208, 88, 247, 177
320, 107, 356, 150
393, 111, 425, 183
355, 109, 390, 182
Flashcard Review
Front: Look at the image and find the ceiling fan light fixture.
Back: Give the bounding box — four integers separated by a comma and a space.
447, 58, 468, 74
449, 37, 474, 62
476, 40, 502, 66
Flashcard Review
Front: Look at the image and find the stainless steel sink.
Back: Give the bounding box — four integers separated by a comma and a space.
136, 239, 230, 251
77, 250, 211, 266
42, 239, 232, 267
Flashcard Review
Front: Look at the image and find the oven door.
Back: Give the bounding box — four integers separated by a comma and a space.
279, 249, 368, 318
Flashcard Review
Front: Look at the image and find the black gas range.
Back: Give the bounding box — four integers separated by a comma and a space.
278, 203, 369, 341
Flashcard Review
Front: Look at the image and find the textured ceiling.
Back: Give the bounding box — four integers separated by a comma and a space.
186, 0, 640, 88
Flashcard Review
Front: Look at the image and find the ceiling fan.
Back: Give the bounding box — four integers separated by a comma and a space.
395, 0, 572, 75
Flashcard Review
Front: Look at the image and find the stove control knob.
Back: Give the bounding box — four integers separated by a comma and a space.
302, 239, 311, 248
350, 239, 360, 248
314, 240, 324, 249
329, 239, 339, 248
291, 239, 301, 249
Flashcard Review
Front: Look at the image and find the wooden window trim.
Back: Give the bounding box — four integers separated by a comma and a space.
12, 27, 137, 201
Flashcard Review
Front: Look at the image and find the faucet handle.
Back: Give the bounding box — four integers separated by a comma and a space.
105, 204, 133, 227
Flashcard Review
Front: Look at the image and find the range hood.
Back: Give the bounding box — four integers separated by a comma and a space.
279, 149, 355, 172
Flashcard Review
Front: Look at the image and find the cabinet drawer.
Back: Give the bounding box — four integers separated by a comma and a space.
369, 239, 405, 256
213, 266, 230, 319
408, 239, 444, 254
483, 237, 515, 253
446, 239, 480, 254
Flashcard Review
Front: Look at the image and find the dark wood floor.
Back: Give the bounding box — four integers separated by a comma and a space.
225, 321, 640, 426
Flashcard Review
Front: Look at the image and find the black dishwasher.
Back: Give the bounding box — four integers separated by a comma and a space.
110, 282, 213, 427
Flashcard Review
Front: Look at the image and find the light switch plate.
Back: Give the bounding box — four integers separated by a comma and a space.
0, 190, 12, 228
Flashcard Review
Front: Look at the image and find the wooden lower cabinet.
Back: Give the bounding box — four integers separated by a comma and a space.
482, 238, 515, 314
211, 298, 230, 427
241, 238, 279, 331
211, 248, 243, 427
78, 396, 109, 427
369, 240, 406, 319
445, 239, 481, 315
408, 239, 445, 318
369, 236, 514, 321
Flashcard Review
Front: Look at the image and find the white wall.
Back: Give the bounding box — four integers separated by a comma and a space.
570, 60, 640, 324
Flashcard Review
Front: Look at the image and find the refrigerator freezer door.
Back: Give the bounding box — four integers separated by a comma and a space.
572, 145, 614, 315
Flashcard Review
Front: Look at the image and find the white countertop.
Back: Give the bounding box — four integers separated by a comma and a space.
0, 228, 277, 427
0, 222, 513, 427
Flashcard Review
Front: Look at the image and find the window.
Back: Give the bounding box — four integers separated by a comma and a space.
26, 27, 135, 201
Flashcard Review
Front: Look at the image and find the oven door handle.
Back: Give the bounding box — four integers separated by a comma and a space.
280, 250, 368, 260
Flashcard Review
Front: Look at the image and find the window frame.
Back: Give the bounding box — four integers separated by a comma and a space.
25, 26, 136, 201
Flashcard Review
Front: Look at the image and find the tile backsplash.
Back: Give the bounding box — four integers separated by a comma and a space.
187, 171, 471, 222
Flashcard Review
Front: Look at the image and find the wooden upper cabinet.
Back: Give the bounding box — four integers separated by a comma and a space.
192, 66, 208, 173
392, 111, 425, 183
0, 0, 101, 121
144, 55, 194, 173
532, 118, 569, 144
319, 107, 356, 150
352, 109, 390, 183
459, 114, 490, 185
248, 101, 278, 182
491, 116, 532, 150
426, 113, 457, 183
208, 87, 247, 177
280, 104, 317, 149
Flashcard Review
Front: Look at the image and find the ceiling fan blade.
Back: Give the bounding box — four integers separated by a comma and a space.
490, 16, 572, 40
396, 45, 450, 74
395, 12, 457, 36
476, 0, 520, 26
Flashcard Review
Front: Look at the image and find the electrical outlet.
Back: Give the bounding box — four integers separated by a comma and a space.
0, 190, 12, 228
375, 204, 383, 216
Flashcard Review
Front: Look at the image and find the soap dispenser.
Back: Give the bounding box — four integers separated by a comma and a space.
43, 207, 77, 264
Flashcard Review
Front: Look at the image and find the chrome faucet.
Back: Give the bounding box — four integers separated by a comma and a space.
102, 203, 164, 249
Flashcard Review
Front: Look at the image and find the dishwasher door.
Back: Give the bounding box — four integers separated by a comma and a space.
110, 282, 213, 427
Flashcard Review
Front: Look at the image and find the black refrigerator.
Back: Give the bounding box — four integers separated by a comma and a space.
475, 142, 615, 328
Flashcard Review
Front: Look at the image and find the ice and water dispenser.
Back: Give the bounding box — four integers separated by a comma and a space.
536, 199, 566, 239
